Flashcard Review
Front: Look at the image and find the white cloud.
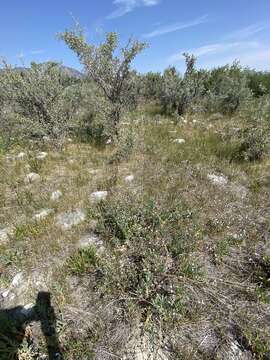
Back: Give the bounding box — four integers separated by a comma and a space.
107, 0, 160, 19
226, 23, 270, 40
16, 51, 25, 59
143, 15, 209, 38
30, 49, 45, 55
168, 41, 259, 63
167, 40, 270, 71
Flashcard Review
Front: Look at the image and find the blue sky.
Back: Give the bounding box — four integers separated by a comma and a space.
1, 0, 270, 73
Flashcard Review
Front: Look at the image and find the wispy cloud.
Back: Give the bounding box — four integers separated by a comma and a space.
143, 15, 209, 38
167, 40, 270, 71
226, 22, 270, 40
16, 51, 25, 60
30, 49, 45, 55
107, 0, 160, 19
168, 41, 260, 63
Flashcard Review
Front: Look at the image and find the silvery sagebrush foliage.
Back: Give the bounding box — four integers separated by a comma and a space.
205, 61, 251, 115
0, 61, 79, 145
59, 26, 147, 140
161, 53, 207, 116
237, 94, 270, 161
141, 71, 163, 100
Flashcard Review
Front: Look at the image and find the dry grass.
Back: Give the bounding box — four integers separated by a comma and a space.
1, 110, 270, 359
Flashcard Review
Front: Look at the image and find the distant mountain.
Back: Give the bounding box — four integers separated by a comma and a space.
1, 63, 83, 79
59, 65, 84, 79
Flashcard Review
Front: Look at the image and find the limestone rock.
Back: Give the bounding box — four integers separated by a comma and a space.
17, 152, 26, 160
24, 172, 41, 184
0, 227, 13, 244
50, 190, 63, 201
36, 151, 48, 160
90, 191, 108, 202
78, 233, 104, 253
11, 272, 24, 287
33, 209, 53, 221
56, 209, 86, 230
173, 138, 186, 144
207, 173, 228, 186
125, 175, 134, 183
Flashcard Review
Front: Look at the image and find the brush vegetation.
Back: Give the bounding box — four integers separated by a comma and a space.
0, 25, 270, 360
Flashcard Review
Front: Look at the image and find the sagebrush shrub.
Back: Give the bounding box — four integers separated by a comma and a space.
0, 61, 79, 145
205, 62, 251, 115
160, 54, 207, 116
59, 27, 147, 140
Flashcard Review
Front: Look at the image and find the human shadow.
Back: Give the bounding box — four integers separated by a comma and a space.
0, 291, 63, 360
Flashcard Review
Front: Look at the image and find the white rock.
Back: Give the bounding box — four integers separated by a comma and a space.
0, 227, 13, 244
90, 191, 108, 202
0, 229, 8, 243
207, 173, 228, 186
230, 184, 248, 199
11, 272, 24, 287
78, 233, 104, 252
36, 152, 48, 160
50, 190, 63, 201
56, 209, 86, 230
192, 119, 197, 124
24, 172, 41, 184
173, 138, 186, 144
106, 138, 112, 145
125, 175, 134, 183
169, 130, 177, 134
17, 152, 26, 160
33, 209, 53, 221
67, 138, 73, 143
20, 303, 35, 317
89, 169, 101, 175
2, 290, 10, 298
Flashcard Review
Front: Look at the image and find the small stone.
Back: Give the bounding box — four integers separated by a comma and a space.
125, 175, 134, 183
24, 172, 41, 184
2, 290, 10, 298
11, 272, 24, 287
106, 138, 112, 145
89, 169, 101, 175
0, 227, 14, 244
0, 228, 10, 244
78, 233, 104, 252
33, 209, 53, 221
50, 190, 63, 201
173, 138, 186, 144
230, 184, 248, 199
36, 152, 48, 160
90, 191, 108, 202
6, 155, 13, 161
207, 173, 228, 186
20, 303, 34, 317
67, 138, 73, 143
56, 209, 86, 230
17, 152, 26, 160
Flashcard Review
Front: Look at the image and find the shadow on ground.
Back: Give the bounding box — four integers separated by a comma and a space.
0, 291, 63, 360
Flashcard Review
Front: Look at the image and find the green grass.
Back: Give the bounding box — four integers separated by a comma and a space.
66, 246, 99, 275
